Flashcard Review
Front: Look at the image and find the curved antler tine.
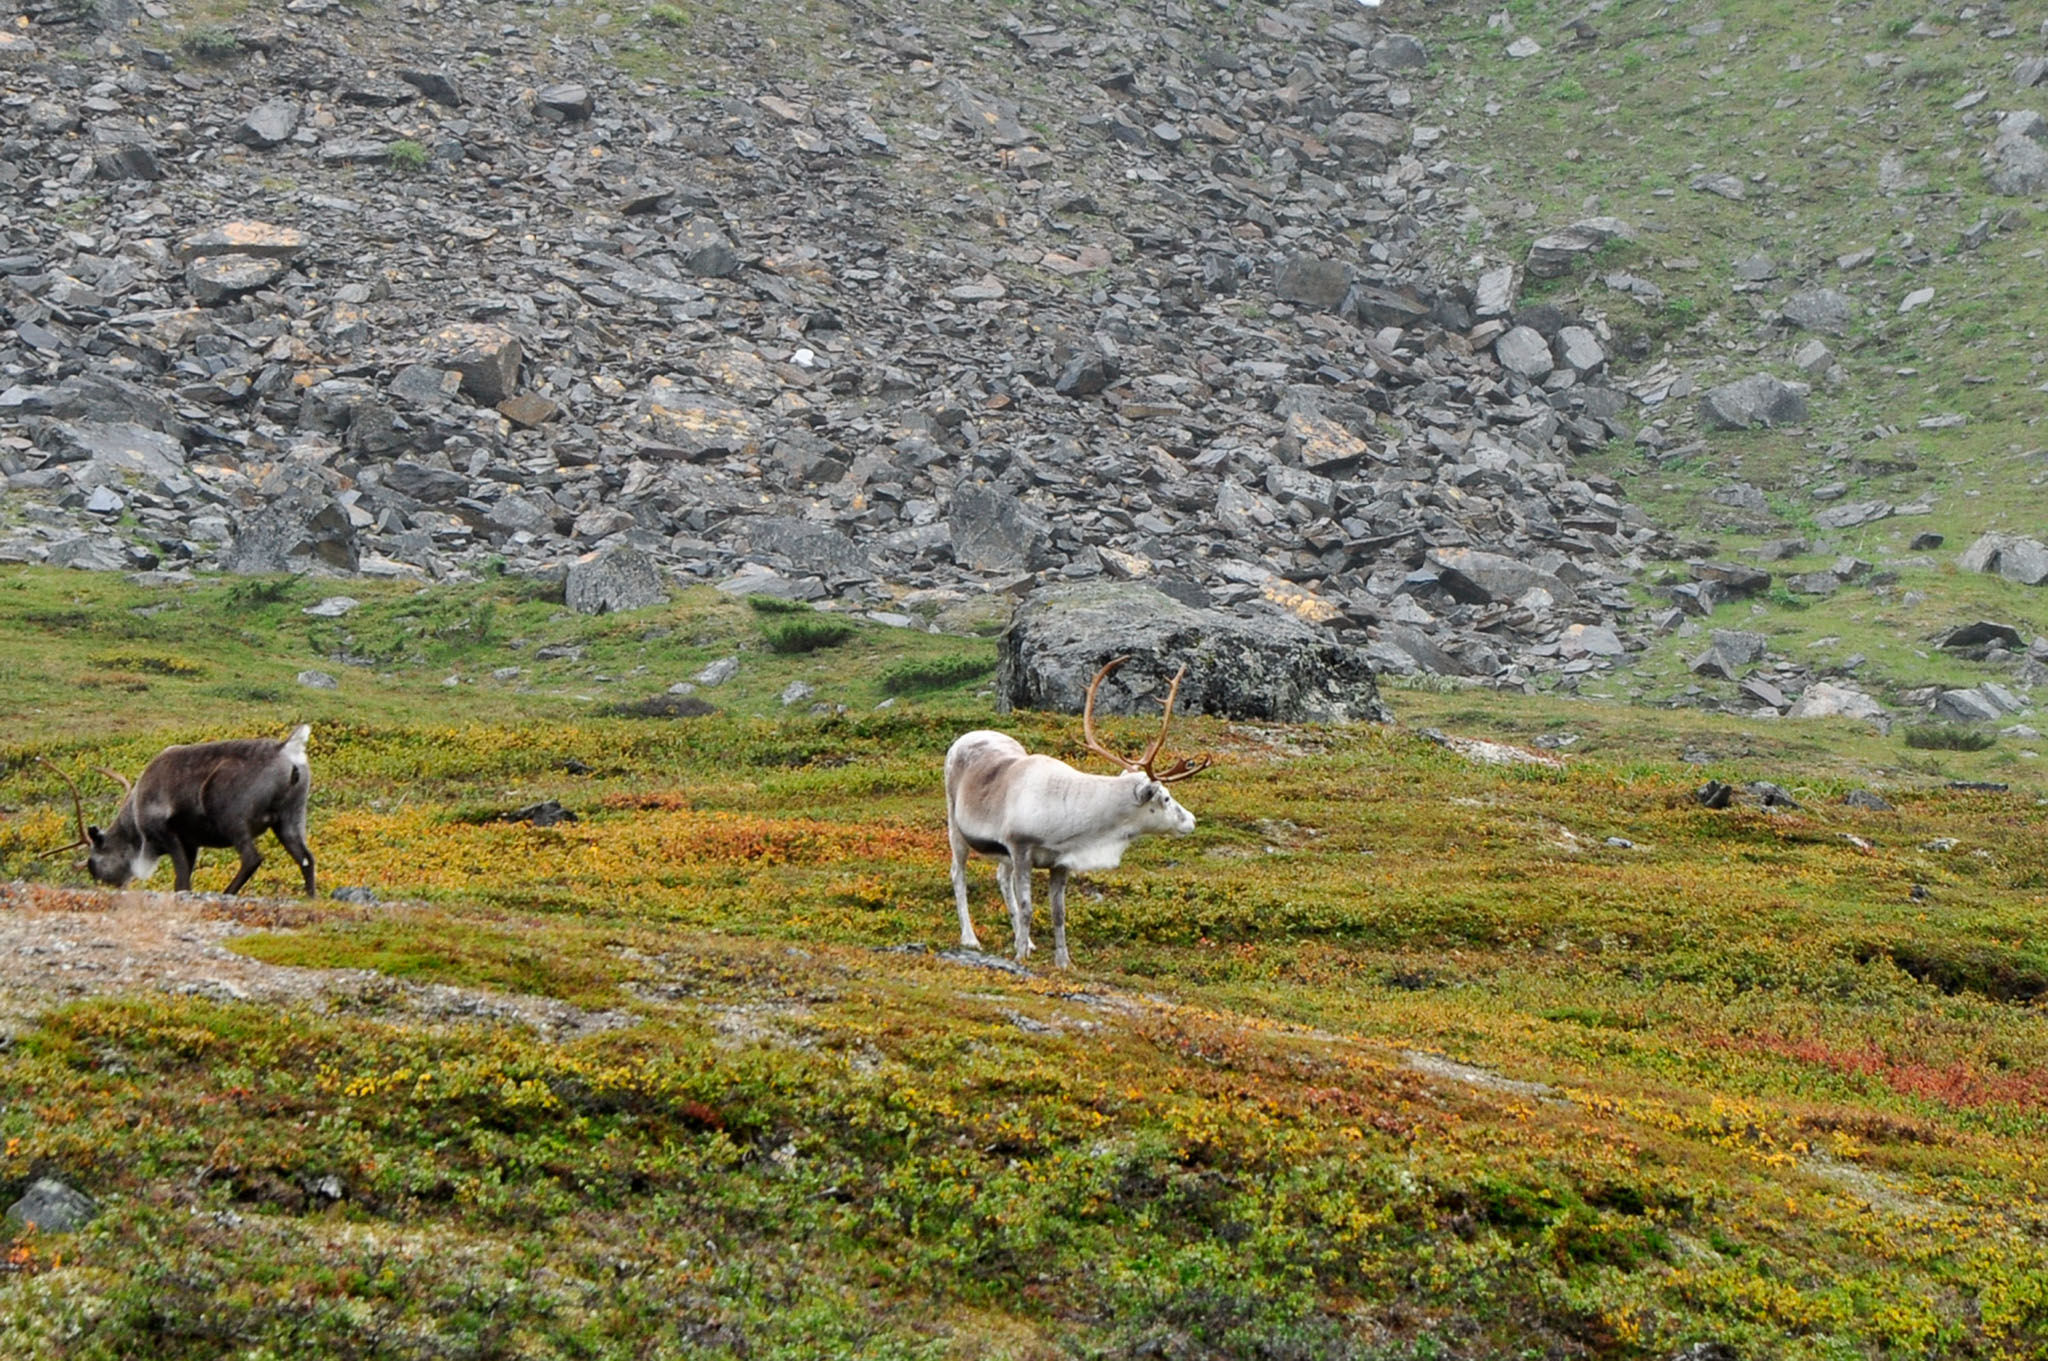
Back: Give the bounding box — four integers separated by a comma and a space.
94, 766, 133, 796
34, 756, 91, 850
1135, 664, 1188, 773
1151, 754, 1212, 784
1081, 655, 1141, 770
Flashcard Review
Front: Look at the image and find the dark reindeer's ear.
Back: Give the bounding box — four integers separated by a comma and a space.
87, 826, 104, 846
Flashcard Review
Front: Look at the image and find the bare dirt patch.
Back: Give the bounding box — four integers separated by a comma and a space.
0, 882, 631, 1041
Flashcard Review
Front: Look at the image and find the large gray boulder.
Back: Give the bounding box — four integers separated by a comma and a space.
565, 544, 670, 615
1958, 532, 2048, 586
996, 581, 1389, 723
1699, 373, 1810, 430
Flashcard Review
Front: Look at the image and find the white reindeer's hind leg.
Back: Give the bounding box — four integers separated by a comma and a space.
1048, 866, 1071, 969
949, 831, 981, 951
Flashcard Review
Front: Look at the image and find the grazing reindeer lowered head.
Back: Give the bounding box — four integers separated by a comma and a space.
42, 725, 317, 896
945, 657, 1209, 968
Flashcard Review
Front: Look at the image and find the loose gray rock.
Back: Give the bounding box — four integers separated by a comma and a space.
1494, 326, 1554, 379
1698, 373, 1810, 430
998, 581, 1388, 724
298, 670, 339, 689
1786, 683, 1887, 723
565, 545, 670, 615
746, 516, 872, 578
1934, 689, 2003, 723
1781, 289, 1853, 335
1273, 255, 1353, 311
187, 255, 291, 306
1427, 546, 1575, 607
950, 483, 1054, 572
696, 657, 740, 686
1958, 532, 2048, 586
235, 98, 299, 148
5, 1179, 96, 1233
423, 322, 522, 405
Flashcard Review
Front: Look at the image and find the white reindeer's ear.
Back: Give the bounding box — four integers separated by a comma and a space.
1133, 780, 1150, 803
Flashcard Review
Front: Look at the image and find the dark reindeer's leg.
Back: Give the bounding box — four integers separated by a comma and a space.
276, 825, 316, 897
223, 836, 264, 895
166, 837, 196, 892
1048, 867, 1071, 969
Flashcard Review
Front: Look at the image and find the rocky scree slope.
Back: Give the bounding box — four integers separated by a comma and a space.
2, 0, 1713, 692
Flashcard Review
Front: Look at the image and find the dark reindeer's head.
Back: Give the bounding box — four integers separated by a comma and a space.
37, 758, 147, 886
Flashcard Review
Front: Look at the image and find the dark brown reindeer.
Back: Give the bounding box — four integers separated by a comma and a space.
41, 725, 317, 896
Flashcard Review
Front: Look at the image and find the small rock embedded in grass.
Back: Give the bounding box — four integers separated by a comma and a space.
331, 886, 379, 905
696, 657, 739, 686
303, 596, 359, 617
6, 1178, 96, 1233
297, 670, 338, 689
780, 680, 815, 706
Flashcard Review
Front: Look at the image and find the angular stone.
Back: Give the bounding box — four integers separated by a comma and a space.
36, 421, 185, 479
1427, 546, 1575, 607
746, 516, 873, 578
950, 482, 1054, 573
1938, 621, 2025, 651
487, 493, 555, 537
496, 393, 560, 427
999, 580, 1389, 723
381, 462, 469, 502
1276, 409, 1368, 471
1554, 325, 1605, 373
95, 143, 162, 180
1787, 682, 1887, 723
566, 545, 670, 615
1560, 623, 1624, 657
1494, 325, 1553, 378
1698, 373, 1809, 430
186, 255, 291, 305
1709, 630, 1769, 666
424, 323, 522, 404
675, 218, 741, 277
537, 83, 596, 120
1958, 532, 2048, 586
234, 99, 299, 148
1475, 265, 1516, 318
1274, 256, 1353, 311
222, 502, 359, 575
399, 69, 464, 107
637, 378, 760, 454
1781, 288, 1853, 335
1812, 500, 1891, 530
1370, 34, 1429, 71
177, 222, 311, 264
1526, 217, 1634, 278
1934, 688, 2003, 723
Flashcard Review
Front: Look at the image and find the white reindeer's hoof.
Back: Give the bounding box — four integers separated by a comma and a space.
961, 934, 983, 951
1053, 951, 1071, 969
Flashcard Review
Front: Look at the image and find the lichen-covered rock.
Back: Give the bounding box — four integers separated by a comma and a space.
997, 581, 1388, 723
565, 544, 670, 615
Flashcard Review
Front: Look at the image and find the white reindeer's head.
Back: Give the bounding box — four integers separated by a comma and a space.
1082, 656, 1209, 837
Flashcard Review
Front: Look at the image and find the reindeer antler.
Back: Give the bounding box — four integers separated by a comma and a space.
95, 766, 133, 796
33, 756, 91, 852
1080, 658, 1212, 783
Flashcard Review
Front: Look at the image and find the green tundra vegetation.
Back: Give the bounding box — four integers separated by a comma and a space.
0, 566, 2043, 1358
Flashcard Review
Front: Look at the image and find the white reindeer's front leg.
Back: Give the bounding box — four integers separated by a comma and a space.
1048, 866, 1071, 969
950, 835, 982, 951
1003, 846, 1034, 960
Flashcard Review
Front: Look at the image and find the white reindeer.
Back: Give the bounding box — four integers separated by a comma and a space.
945, 657, 1209, 968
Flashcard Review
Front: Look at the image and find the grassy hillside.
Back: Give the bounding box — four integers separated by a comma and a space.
1, 565, 2045, 1358
1424, 0, 2048, 698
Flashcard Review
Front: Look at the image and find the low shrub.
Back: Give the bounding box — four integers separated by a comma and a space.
761, 616, 855, 654
879, 653, 994, 694
1903, 723, 1994, 751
